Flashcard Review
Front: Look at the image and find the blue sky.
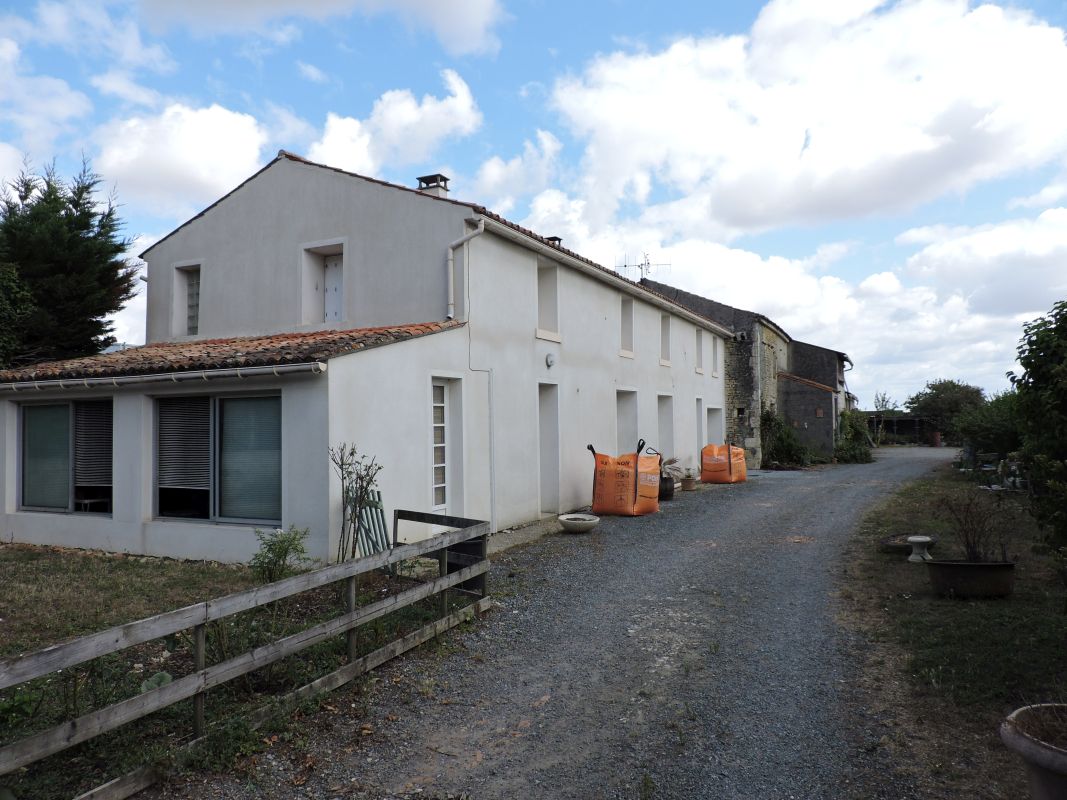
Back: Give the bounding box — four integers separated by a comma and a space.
2, 0, 1067, 407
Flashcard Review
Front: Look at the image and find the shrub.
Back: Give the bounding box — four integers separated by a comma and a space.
249, 525, 311, 583
761, 409, 811, 467
835, 410, 874, 463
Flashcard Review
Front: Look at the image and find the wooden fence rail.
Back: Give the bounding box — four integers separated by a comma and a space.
0, 510, 490, 786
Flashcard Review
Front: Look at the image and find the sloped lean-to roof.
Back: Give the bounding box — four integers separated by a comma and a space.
0, 321, 461, 391
141, 150, 735, 339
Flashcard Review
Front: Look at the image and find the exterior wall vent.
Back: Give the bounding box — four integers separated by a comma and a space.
417, 173, 450, 198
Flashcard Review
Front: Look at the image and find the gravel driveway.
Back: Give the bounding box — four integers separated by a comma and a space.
150, 447, 953, 800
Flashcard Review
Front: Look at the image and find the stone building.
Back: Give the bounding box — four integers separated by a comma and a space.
641, 279, 853, 466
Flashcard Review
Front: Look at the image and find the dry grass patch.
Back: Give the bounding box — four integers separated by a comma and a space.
840, 464, 1067, 799
0, 543, 259, 657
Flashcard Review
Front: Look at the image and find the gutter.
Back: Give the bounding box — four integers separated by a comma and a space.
446, 220, 484, 320
0, 361, 328, 393
473, 215, 735, 339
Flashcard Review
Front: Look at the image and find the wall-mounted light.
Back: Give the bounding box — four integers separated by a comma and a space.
546, 353, 556, 368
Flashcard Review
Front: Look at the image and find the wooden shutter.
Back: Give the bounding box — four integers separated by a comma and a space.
157, 396, 210, 489
74, 400, 112, 486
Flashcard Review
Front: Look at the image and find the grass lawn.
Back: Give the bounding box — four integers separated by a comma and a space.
0, 543, 456, 800
841, 462, 1067, 799
0, 543, 259, 657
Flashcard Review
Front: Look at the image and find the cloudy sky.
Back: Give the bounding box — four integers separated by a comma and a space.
2, 0, 1065, 407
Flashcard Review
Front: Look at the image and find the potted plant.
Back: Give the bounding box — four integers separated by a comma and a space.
659, 457, 684, 500
925, 485, 1017, 598
1001, 704, 1067, 799
681, 468, 699, 491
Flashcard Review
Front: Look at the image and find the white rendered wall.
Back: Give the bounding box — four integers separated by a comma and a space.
144, 159, 472, 343
0, 374, 331, 563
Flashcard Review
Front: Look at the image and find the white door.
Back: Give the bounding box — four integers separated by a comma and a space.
324, 255, 343, 322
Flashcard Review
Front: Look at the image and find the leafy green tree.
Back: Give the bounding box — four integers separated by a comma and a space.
0, 163, 137, 366
905, 378, 985, 441
955, 390, 1023, 459
0, 262, 34, 368
873, 391, 901, 414
1010, 300, 1067, 545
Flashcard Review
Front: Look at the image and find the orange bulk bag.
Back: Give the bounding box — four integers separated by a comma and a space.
588, 440, 661, 516
701, 444, 748, 484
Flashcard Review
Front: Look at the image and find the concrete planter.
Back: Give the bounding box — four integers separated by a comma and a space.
925, 560, 1015, 598
680, 477, 699, 492
558, 514, 599, 534
1001, 705, 1067, 799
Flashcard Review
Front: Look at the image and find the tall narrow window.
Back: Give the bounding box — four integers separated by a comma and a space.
711, 335, 719, 375
185, 268, 200, 335
22, 405, 71, 510
22, 400, 113, 513
218, 397, 281, 521
536, 264, 559, 336
660, 315, 671, 363
157, 396, 211, 519
432, 383, 447, 508
620, 297, 634, 354
695, 329, 704, 372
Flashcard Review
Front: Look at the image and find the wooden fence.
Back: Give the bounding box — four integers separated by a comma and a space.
0, 510, 490, 798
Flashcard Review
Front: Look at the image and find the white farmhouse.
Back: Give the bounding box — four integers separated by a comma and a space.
0, 152, 731, 563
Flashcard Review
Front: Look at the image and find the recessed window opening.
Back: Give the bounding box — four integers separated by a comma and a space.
660, 315, 671, 362
21, 400, 113, 513
695, 329, 704, 371
537, 264, 559, 334
185, 268, 200, 335
620, 297, 634, 352
323, 254, 342, 323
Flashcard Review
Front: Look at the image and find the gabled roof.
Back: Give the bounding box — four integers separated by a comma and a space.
640, 278, 791, 342
0, 321, 460, 385
140, 151, 734, 338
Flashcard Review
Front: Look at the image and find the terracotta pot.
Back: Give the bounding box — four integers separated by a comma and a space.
925, 559, 1015, 598
1001, 705, 1067, 799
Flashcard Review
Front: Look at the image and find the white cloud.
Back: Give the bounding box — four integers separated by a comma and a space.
297, 61, 328, 84
903, 207, 1067, 316
0, 140, 25, 188
90, 70, 162, 106
3, 1, 174, 72
140, 0, 504, 56
307, 69, 481, 174
474, 130, 561, 213
0, 37, 92, 152
1009, 166, 1067, 209
95, 103, 268, 217
551, 0, 1067, 235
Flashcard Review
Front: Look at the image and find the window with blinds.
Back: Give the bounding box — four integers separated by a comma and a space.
156, 394, 281, 522
22, 400, 113, 513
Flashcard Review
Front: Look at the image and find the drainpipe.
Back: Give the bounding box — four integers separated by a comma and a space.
446, 220, 484, 320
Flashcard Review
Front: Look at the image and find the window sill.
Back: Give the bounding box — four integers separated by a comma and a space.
660, 358, 671, 367
535, 329, 562, 343
695, 367, 704, 375
619, 349, 634, 359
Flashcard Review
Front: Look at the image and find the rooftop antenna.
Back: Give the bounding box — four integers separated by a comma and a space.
615, 252, 671, 281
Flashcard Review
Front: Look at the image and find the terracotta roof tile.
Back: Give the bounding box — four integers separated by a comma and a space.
0, 321, 461, 384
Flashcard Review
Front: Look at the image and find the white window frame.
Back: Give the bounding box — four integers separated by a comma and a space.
300, 238, 347, 326
155, 392, 282, 525
171, 260, 203, 338
431, 381, 448, 510
19, 399, 113, 515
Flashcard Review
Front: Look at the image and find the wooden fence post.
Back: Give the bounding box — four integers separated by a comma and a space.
345, 576, 358, 662
437, 548, 449, 621
193, 623, 206, 738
